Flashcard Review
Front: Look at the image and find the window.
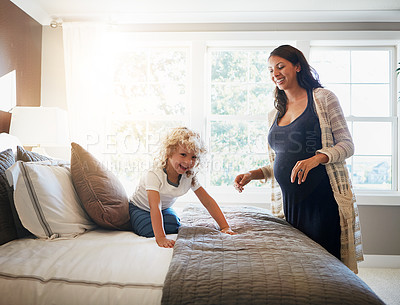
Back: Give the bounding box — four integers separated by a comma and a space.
102, 42, 281, 200
206, 48, 275, 188
309, 47, 397, 191
83, 32, 398, 202
104, 44, 190, 194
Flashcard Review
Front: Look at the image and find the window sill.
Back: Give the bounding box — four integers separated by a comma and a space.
175, 187, 400, 207
175, 186, 272, 208
355, 191, 400, 206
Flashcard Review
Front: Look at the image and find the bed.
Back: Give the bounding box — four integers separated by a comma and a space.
0, 133, 384, 305
0, 230, 174, 305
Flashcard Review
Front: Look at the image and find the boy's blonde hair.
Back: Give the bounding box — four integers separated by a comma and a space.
154, 127, 207, 179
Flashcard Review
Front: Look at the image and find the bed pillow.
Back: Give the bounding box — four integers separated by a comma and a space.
13, 145, 53, 238
0, 133, 22, 155
70, 142, 131, 230
0, 149, 18, 245
6, 160, 97, 239
17, 145, 53, 162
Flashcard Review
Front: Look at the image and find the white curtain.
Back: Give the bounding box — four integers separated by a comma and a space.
62, 23, 111, 155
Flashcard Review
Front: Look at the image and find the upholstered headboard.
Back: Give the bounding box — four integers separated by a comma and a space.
0, 111, 12, 133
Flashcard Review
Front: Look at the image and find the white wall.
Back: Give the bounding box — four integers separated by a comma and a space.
41, 26, 67, 110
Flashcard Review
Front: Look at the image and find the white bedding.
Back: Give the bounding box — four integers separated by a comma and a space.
0, 230, 175, 305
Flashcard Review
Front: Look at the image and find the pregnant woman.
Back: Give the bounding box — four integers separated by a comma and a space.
234, 45, 363, 273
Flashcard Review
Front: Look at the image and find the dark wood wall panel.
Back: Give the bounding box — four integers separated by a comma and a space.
0, 0, 42, 107
0, 110, 11, 133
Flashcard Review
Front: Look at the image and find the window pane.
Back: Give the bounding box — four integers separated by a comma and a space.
105, 46, 189, 194
310, 50, 350, 84
210, 49, 273, 116
107, 120, 147, 153
148, 121, 184, 153
210, 121, 248, 153
353, 122, 392, 155
249, 51, 270, 82
210, 120, 270, 154
209, 153, 245, 187
113, 48, 188, 117
211, 84, 274, 115
211, 84, 247, 115
311, 47, 395, 191
114, 51, 147, 83
148, 83, 186, 116
211, 51, 247, 82
209, 153, 268, 187
105, 153, 152, 195
248, 84, 275, 115
352, 156, 391, 190
310, 48, 392, 117
209, 120, 269, 187
209, 48, 277, 187
149, 49, 187, 82
351, 50, 390, 83
351, 84, 389, 117
248, 121, 268, 154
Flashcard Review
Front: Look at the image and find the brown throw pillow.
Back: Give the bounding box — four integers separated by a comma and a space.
0, 149, 18, 245
70, 142, 131, 230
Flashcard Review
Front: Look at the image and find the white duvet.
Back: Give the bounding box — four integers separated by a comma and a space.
0, 230, 175, 305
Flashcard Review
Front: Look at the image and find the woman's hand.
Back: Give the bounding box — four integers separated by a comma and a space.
291, 153, 328, 184
221, 227, 237, 235
233, 172, 252, 193
156, 236, 175, 248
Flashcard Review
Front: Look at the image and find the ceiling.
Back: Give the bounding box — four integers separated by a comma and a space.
10, 0, 400, 26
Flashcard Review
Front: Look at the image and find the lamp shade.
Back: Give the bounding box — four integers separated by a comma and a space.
0, 70, 16, 112
9, 107, 69, 147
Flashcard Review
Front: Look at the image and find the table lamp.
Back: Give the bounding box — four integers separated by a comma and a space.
9, 106, 70, 156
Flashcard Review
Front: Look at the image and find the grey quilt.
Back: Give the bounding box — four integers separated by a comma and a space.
162, 205, 384, 305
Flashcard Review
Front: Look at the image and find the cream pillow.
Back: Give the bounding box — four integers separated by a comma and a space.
6, 160, 96, 239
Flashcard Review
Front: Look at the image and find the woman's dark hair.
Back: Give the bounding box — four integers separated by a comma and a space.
269, 45, 322, 118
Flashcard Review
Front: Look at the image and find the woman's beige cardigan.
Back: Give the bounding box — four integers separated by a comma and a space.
260, 88, 364, 273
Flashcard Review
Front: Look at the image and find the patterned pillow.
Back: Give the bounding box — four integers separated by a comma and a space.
0, 149, 18, 245
0, 133, 22, 155
1, 146, 56, 244
70, 142, 131, 230
17, 146, 52, 162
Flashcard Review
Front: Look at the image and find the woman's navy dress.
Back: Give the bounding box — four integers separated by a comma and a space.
268, 90, 341, 259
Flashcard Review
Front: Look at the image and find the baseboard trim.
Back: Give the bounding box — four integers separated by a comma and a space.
359, 255, 400, 268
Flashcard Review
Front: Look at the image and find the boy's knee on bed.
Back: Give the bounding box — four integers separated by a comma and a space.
129, 204, 180, 237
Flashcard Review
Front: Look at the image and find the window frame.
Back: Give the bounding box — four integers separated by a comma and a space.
102, 40, 193, 194
205, 46, 276, 189
309, 45, 398, 193
103, 31, 400, 207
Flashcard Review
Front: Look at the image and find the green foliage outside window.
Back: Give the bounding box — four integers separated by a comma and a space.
208, 49, 274, 187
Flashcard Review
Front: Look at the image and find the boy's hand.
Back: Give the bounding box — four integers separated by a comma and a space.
156, 236, 175, 248
221, 227, 237, 235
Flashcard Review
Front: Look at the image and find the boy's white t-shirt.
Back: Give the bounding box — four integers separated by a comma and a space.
130, 167, 201, 212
